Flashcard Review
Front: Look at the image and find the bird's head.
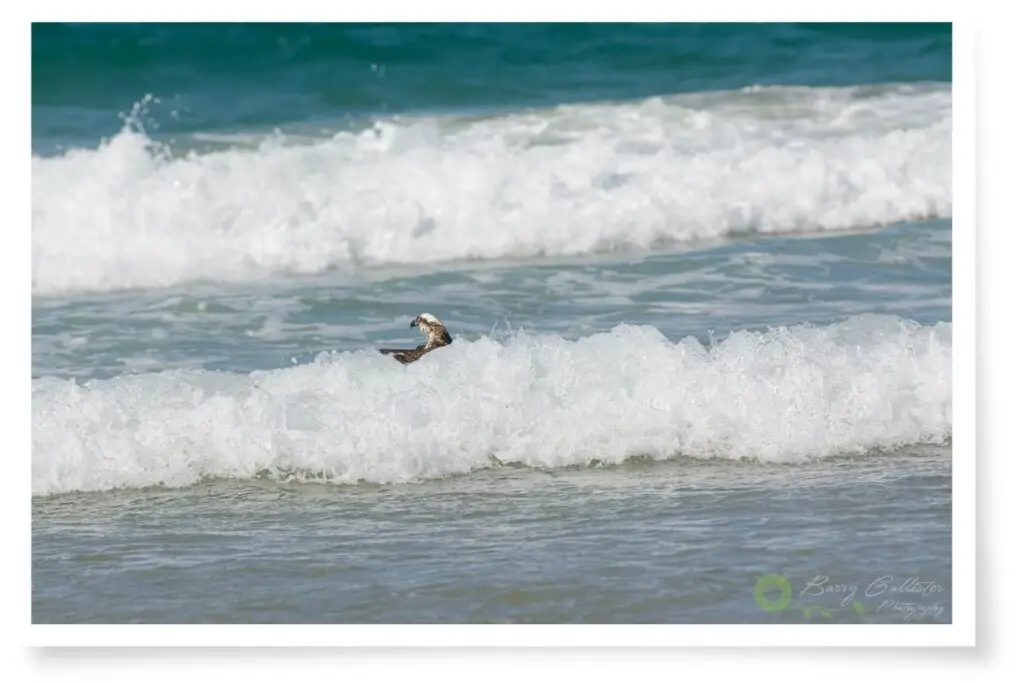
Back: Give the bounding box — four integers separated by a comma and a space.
410, 313, 453, 348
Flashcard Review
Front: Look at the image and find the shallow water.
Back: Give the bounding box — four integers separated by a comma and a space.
33, 446, 951, 624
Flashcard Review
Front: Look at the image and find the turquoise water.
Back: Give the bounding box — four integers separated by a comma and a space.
32, 23, 952, 624
32, 23, 951, 152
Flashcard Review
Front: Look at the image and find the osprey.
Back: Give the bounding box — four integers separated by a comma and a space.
379, 313, 453, 364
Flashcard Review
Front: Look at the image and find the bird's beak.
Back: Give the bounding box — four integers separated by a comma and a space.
409, 318, 418, 327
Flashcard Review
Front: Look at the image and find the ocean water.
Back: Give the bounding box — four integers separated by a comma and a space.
31, 23, 954, 624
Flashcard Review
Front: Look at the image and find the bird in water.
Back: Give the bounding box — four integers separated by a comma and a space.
379, 313, 453, 364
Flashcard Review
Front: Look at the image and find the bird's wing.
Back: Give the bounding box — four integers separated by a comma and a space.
379, 347, 431, 364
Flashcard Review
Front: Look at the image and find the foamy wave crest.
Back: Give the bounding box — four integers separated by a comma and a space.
32, 315, 951, 495
32, 84, 951, 295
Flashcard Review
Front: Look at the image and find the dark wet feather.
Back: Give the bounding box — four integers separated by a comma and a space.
379, 347, 432, 364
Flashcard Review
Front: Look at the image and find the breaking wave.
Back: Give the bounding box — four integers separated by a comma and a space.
32, 84, 951, 296
32, 314, 952, 495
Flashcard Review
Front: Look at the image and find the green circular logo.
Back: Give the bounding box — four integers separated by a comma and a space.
754, 574, 792, 612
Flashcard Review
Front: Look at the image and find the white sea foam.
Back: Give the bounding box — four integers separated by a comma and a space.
32, 84, 951, 296
32, 315, 952, 495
